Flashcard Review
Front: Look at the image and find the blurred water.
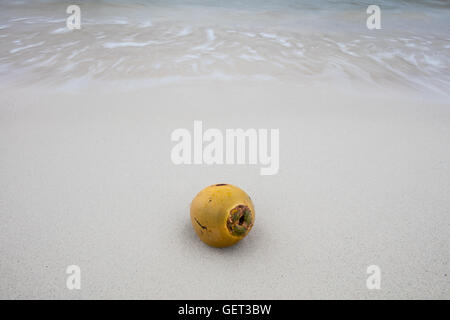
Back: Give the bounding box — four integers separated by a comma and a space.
0, 0, 449, 94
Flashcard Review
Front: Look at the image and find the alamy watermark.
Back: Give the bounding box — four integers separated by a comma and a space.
66, 5, 81, 30
66, 265, 81, 290
171, 121, 279, 175
366, 5, 381, 30
366, 265, 381, 290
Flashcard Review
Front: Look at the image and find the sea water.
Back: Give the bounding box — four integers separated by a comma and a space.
0, 0, 449, 95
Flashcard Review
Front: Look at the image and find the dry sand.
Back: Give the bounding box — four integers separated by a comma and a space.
1, 81, 449, 299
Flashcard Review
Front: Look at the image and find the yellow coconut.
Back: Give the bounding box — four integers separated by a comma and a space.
190, 184, 255, 248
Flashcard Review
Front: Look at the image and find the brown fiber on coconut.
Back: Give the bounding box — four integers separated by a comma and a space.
227, 205, 253, 236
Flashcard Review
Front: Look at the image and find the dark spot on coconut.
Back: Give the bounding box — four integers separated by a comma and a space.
195, 218, 207, 230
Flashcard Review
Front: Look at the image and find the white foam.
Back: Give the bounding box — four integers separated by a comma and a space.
279, 39, 292, 47
191, 38, 222, 52
177, 27, 192, 37
60, 41, 80, 48
260, 33, 291, 47
111, 57, 126, 69
103, 41, 158, 48
260, 33, 277, 39
245, 46, 257, 54
403, 54, 418, 67
67, 46, 88, 60
337, 42, 359, 57
139, 21, 153, 28
10, 41, 45, 54
51, 27, 70, 34
37, 54, 59, 67
175, 54, 199, 63
240, 32, 256, 37
213, 53, 228, 60
46, 19, 66, 23
424, 55, 441, 67
23, 56, 41, 64
9, 17, 28, 22
112, 20, 128, 25
239, 54, 265, 62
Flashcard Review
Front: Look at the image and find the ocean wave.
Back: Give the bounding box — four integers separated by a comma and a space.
0, 0, 449, 95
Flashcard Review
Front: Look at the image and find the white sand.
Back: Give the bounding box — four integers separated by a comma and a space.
1, 82, 449, 299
